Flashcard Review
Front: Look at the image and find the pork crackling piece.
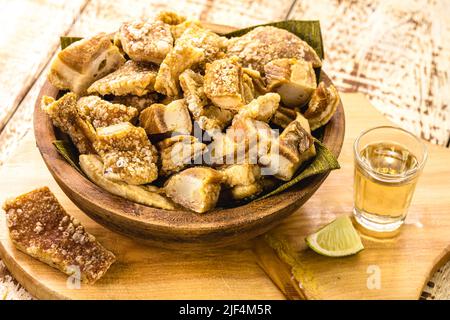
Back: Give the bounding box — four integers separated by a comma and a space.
164, 167, 225, 213
80, 155, 176, 210
179, 69, 234, 131
77, 95, 138, 129
41, 93, 95, 154
111, 93, 160, 113
303, 82, 339, 131
233, 92, 280, 124
155, 24, 227, 97
93, 122, 159, 185
205, 117, 277, 166
265, 58, 316, 108
155, 11, 201, 40
227, 26, 322, 74
116, 20, 173, 64
155, 11, 187, 25
271, 105, 298, 129
48, 33, 125, 95
204, 56, 246, 112
157, 135, 207, 176
266, 113, 316, 181
220, 163, 263, 200
2, 187, 116, 284
271, 106, 311, 133
139, 99, 192, 135
87, 60, 158, 96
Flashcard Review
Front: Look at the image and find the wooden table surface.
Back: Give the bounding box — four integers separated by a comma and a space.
0, 0, 449, 299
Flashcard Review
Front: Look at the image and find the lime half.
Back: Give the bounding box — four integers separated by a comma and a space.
306, 216, 364, 257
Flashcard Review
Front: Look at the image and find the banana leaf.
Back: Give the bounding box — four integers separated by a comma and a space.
53, 140, 83, 175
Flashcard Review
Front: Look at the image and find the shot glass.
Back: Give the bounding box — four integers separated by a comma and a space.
353, 126, 427, 232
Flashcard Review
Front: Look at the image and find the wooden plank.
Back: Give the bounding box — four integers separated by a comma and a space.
0, 0, 88, 132
288, 0, 450, 146
0, 93, 449, 299
256, 93, 450, 299
2, 0, 449, 299
69, 0, 294, 36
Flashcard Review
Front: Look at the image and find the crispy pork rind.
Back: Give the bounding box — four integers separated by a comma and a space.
48, 33, 125, 95
205, 117, 277, 166
271, 105, 298, 129
117, 20, 173, 64
155, 11, 186, 25
233, 93, 280, 123
87, 60, 158, 96
265, 58, 316, 108
41, 93, 94, 154
204, 56, 245, 111
179, 69, 234, 131
303, 82, 339, 130
93, 122, 158, 185
77, 95, 138, 128
265, 113, 316, 181
157, 135, 206, 176
139, 99, 192, 135
154, 24, 227, 97
111, 93, 160, 113
220, 163, 262, 200
79, 154, 176, 209
2, 187, 115, 284
164, 167, 225, 213
227, 26, 322, 74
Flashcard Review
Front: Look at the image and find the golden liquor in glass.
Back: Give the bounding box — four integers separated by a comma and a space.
353, 127, 427, 232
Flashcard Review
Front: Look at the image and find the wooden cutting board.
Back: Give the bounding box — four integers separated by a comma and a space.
0, 93, 449, 299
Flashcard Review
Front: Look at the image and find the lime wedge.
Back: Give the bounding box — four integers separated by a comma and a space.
306, 216, 364, 257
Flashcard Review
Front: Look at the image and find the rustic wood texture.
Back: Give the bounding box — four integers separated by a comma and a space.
0, 0, 449, 299
0, 0, 87, 132
257, 93, 450, 299
289, 0, 450, 146
1, 93, 449, 299
32, 68, 344, 249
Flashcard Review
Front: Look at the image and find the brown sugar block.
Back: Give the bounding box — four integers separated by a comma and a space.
2, 187, 115, 284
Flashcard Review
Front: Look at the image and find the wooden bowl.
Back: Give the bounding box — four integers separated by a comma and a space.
34, 24, 345, 249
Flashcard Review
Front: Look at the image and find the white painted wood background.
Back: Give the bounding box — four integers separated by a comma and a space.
0, 0, 448, 299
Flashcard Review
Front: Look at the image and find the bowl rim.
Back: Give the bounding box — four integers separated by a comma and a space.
33, 23, 345, 239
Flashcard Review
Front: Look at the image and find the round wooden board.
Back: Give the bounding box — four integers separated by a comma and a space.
0, 93, 449, 299
33, 23, 345, 249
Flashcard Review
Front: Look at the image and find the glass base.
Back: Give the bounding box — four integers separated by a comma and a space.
353, 208, 405, 232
